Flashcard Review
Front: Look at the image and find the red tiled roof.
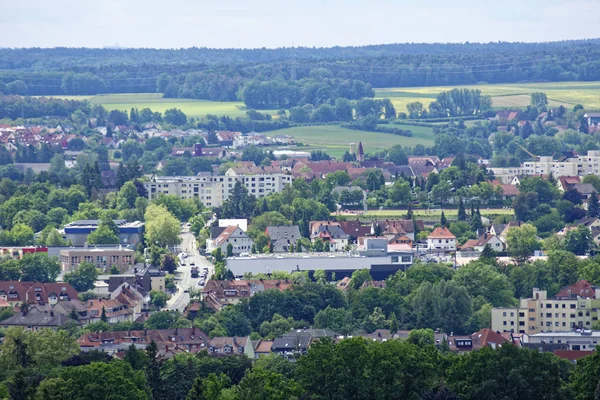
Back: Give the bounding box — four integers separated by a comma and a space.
553, 350, 594, 361
500, 184, 520, 197
215, 225, 239, 246
555, 280, 597, 299
428, 227, 456, 239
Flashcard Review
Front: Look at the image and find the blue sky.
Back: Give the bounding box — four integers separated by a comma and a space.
1, 0, 598, 48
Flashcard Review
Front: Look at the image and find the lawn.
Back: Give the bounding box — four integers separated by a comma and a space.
268, 125, 435, 159
375, 81, 600, 112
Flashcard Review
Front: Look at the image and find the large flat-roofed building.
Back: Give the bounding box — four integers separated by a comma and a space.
60, 247, 135, 273
144, 168, 293, 208
63, 220, 144, 246
226, 252, 414, 280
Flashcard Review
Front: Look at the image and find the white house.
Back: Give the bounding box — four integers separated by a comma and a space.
461, 233, 505, 252
427, 227, 456, 251
208, 225, 254, 256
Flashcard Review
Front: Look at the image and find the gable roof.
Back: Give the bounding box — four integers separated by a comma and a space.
215, 225, 241, 246
2, 307, 79, 327
555, 280, 597, 299
428, 227, 456, 239
0, 281, 78, 304
265, 225, 301, 252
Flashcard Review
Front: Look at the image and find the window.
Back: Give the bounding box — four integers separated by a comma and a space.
503, 312, 507, 317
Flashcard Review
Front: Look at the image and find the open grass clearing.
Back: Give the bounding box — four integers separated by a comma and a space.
268, 125, 435, 159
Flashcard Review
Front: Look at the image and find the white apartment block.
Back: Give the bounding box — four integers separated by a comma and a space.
144, 168, 292, 208
489, 151, 600, 184
492, 282, 600, 335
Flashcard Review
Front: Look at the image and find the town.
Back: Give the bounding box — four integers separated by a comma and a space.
2, 19, 600, 399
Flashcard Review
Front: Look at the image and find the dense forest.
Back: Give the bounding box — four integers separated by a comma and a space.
1, 39, 600, 101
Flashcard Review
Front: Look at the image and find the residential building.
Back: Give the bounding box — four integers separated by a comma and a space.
310, 221, 350, 251
78, 327, 210, 354
59, 247, 135, 273
62, 220, 145, 246
206, 225, 254, 256
524, 330, 600, 351
144, 170, 292, 208
272, 329, 339, 357
253, 340, 273, 358
87, 298, 134, 324
208, 336, 255, 358
427, 227, 457, 251
584, 113, 600, 126
201, 279, 292, 311
492, 280, 600, 335
265, 225, 301, 252
447, 328, 513, 354
1, 307, 79, 331
460, 233, 505, 253
0, 281, 78, 307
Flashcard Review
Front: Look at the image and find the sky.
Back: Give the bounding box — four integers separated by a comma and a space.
1, 0, 599, 49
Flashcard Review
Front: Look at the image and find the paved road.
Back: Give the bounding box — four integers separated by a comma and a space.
167, 227, 214, 312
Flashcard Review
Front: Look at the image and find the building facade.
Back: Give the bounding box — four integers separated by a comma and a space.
492, 281, 600, 335
144, 169, 293, 208
60, 247, 135, 272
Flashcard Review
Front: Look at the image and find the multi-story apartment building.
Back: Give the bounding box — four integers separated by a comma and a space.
492, 280, 600, 335
490, 150, 600, 183
144, 168, 293, 208
60, 247, 135, 273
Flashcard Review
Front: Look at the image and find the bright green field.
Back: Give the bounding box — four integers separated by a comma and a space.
269, 125, 435, 159
56, 93, 269, 118
375, 81, 600, 112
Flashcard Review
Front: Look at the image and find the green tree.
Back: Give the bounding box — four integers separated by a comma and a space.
313, 306, 357, 336
20, 253, 60, 282
36, 360, 149, 400
150, 290, 168, 309
234, 366, 302, 400
87, 218, 119, 245
160, 253, 178, 274
447, 345, 571, 400
589, 192, 600, 218
187, 373, 231, 400
457, 198, 467, 221
117, 181, 139, 210
565, 225, 593, 255
569, 348, 600, 400
440, 211, 447, 227
406, 328, 435, 347
63, 262, 98, 292
349, 269, 372, 290
145, 204, 181, 248
506, 223, 540, 264
226, 243, 234, 258
453, 262, 517, 307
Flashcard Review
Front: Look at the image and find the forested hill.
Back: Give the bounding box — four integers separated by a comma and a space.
3, 39, 600, 69
2, 39, 600, 97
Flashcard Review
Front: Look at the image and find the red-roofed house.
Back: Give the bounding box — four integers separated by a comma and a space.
427, 227, 456, 251
555, 280, 598, 299
558, 176, 581, 192
460, 233, 505, 252
207, 225, 254, 257
447, 328, 513, 354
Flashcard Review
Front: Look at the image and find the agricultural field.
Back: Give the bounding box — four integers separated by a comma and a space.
268, 125, 435, 159
375, 81, 600, 113
53, 93, 271, 118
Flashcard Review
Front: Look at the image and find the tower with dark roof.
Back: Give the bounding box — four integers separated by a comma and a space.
357, 141, 364, 162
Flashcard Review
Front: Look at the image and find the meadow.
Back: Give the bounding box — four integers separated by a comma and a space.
375, 81, 600, 113
61, 93, 265, 118
268, 125, 436, 159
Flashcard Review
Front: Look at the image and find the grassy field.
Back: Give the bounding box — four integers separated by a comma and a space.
56, 93, 269, 118
375, 81, 600, 112
336, 208, 514, 222
269, 125, 435, 159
